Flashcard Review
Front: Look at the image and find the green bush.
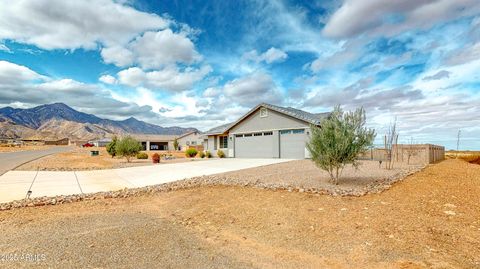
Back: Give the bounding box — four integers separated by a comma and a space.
199, 151, 205, 158
205, 151, 212, 158
106, 136, 117, 158
136, 152, 148, 159
115, 136, 142, 163
217, 149, 225, 158
152, 153, 160, 163
185, 148, 198, 158
307, 105, 376, 185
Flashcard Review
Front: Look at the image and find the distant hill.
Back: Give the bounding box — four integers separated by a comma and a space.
0, 103, 197, 140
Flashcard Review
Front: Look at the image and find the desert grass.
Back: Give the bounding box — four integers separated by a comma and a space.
446, 150, 480, 164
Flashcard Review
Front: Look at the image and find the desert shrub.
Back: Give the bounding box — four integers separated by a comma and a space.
185, 148, 198, 158
217, 149, 225, 158
115, 136, 142, 163
136, 152, 148, 159
199, 151, 205, 158
307, 105, 376, 185
106, 137, 117, 158
205, 151, 212, 158
152, 153, 160, 163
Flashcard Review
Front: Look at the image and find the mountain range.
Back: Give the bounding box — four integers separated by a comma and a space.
0, 103, 197, 140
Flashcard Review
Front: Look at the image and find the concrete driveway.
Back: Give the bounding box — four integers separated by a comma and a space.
0, 146, 73, 176
0, 158, 291, 203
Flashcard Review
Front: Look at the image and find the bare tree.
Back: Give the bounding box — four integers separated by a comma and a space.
405, 137, 418, 165
384, 119, 399, 170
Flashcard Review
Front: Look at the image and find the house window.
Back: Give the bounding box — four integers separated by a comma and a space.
292, 129, 305, 134
191, 141, 197, 145
263, 131, 273, 136
219, 136, 228, 148
280, 130, 292, 135
254, 132, 262, 136
244, 133, 252, 137
235, 134, 243, 138
260, 108, 268, 117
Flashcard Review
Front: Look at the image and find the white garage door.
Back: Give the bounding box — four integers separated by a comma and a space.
234, 132, 276, 158
280, 129, 306, 159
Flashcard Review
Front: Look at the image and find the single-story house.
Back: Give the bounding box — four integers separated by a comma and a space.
202, 103, 330, 159
131, 134, 176, 151
45, 138, 70, 146
176, 131, 204, 151
89, 138, 112, 147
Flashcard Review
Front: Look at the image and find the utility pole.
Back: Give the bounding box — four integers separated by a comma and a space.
456, 130, 461, 152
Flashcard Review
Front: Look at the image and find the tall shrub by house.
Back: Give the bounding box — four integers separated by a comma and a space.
115, 136, 142, 163
173, 138, 179, 151
307, 105, 376, 184
106, 136, 117, 158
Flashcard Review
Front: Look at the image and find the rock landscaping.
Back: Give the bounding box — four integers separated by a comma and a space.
0, 160, 424, 211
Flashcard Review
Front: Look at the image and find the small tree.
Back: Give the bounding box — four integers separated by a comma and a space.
106, 136, 118, 158
384, 119, 399, 170
115, 136, 142, 163
173, 138, 179, 151
307, 105, 376, 185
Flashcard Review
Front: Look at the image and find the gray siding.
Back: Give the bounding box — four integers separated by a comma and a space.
230, 108, 309, 134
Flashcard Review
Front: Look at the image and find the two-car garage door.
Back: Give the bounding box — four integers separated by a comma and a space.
234, 129, 306, 159
234, 132, 276, 158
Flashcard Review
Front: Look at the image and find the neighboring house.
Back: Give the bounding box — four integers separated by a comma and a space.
131, 134, 176, 151
89, 138, 112, 147
202, 103, 330, 159
45, 137, 70, 146
176, 131, 203, 151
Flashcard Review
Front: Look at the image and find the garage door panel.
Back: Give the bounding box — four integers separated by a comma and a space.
235, 135, 275, 158
280, 130, 306, 159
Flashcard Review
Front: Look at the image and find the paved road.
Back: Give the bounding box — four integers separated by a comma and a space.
0, 158, 291, 203
0, 146, 73, 176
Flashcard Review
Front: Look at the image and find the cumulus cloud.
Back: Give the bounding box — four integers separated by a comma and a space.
117, 65, 212, 92
243, 47, 288, 64
422, 70, 451, 81
99, 75, 117, 84
0, 0, 169, 50
0, 61, 157, 121
323, 0, 480, 38
221, 72, 283, 107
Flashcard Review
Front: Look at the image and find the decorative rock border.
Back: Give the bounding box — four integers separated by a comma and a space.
0, 166, 425, 211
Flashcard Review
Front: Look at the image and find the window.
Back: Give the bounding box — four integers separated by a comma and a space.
244, 133, 252, 137
280, 129, 305, 135
235, 134, 243, 138
219, 136, 228, 148
292, 129, 305, 134
280, 130, 292, 135
260, 108, 268, 117
263, 131, 273, 136
191, 141, 197, 145
254, 132, 262, 136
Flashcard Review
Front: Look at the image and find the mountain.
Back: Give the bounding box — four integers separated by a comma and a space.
0, 103, 198, 140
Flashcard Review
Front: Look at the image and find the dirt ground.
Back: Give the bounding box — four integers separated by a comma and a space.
15, 147, 199, 171
0, 158, 478, 268
0, 145, 52, 153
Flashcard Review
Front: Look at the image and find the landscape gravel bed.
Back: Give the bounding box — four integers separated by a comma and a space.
0, 160, 424, 211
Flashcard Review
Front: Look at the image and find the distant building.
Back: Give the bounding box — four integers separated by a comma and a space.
176, 131, 203, 151
90, 138, 112, 147
45, 138, 70, 145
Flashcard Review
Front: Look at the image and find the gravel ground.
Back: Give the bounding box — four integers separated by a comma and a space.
0, 159, 478, 268
0, 145, 52, 153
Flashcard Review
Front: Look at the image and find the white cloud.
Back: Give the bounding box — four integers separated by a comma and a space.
100, 46, 134, 67
99, 75, 117, 84
118, 65, 212, 92
0, 0, 169, 50
323, 0, 480, 38
0, 60, 45, 85
243, 47, 287, 64
222, 72, 283, 107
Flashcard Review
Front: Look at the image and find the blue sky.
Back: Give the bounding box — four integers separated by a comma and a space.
0, 0, 479, 149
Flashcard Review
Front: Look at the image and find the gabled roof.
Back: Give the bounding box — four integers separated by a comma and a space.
176, 130, 201, 139
204, 103, 330, 136
203, 122, 233, 136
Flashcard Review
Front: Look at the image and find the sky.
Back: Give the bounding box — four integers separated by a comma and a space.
0, 0, 479, 150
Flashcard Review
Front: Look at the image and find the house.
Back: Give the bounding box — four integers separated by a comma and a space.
89, 138, 112, 147
131, 134, 176, 151
202, 103, 330, 159
176, 131, 203, 151
45, 138, 70, 146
